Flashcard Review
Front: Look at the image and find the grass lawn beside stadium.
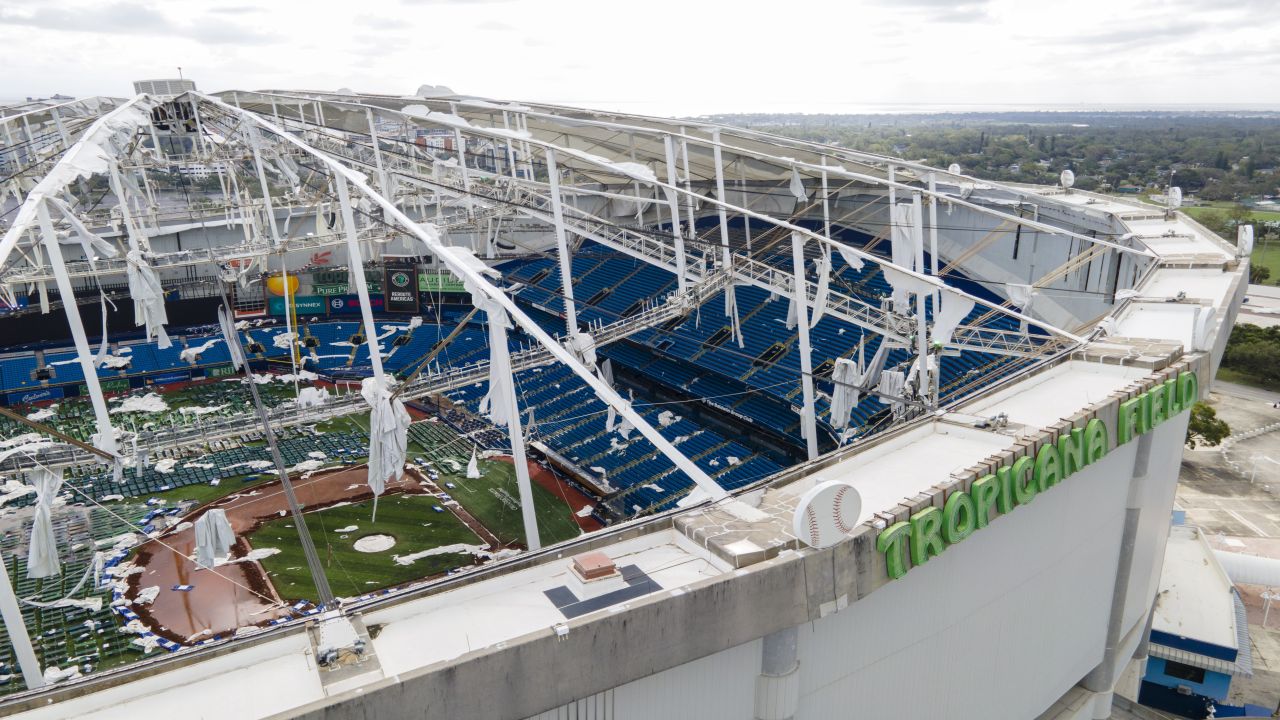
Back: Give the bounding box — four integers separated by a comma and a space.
253, 493, 483, 602
439, 458, 582, 547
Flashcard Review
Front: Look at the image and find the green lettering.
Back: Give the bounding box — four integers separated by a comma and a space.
909, 507, 946, 566
942, 491, 977, 544
1012, 455, 1038, 505
1138, 392, 1152, 435
1178, 371, 1198, 409
1164, 378, 1181, 416
995, 466, 1017, 514
1084, 418, 1109, 465
971, 474, 999, 529
1118, 397, 1141, 445
876, 521, 912, 580
1149, 384, 1167, 427
1035, 443, 1063, 491
1057, 427, 1086, 477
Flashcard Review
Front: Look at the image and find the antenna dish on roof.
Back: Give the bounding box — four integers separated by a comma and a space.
1060, 169, 1075, 189
947, 163, 962, 175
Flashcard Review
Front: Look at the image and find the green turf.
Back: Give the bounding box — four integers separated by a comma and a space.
436, 458, 582, 547
253, 493, 483, 602
120, 475, 272, 508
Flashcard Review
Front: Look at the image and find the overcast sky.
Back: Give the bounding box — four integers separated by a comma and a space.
2, 0, 1278, 116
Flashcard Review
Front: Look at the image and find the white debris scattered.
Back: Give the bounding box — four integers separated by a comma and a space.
134, 586, 160, 605
183, 462, 215, 470
0, 479, 36, 507
642, 483, 664, 492
33, 598, 102, 612
334, 525, 358, 533
211, 547, 280, 566
726, 456, 741, 465
224, 460, 274, 472
26, 407, 57, 422
110, 393, 168, 414
42, 665, 82, 684
575, 505, 595, 518
100, 494, 124, 502
657, 410, 681, 427
271, 332, 297, 350
179, 338, 222, 363
99, 354, 131, 369
393, 543, 490, 565
307, 451, 327, 459
153, 458, 178, 474
0, 433, 43, 449
179, 404, 228, 417
294, 386, 329, 409
288, 459, 325, 473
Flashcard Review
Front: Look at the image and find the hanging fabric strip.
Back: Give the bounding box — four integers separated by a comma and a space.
124, 249, 171, 348
829, 358, 863, 430
361, 375, 410, 500
47, 197, 118, 267
725, 283, 744, 348
876, 370, 907, 412
26, 467, 65, 579
1006, 283, 1038, 335
194, 509, 235, 569
466, 446, 481, 479
218, 305, 246, 370
94, 292, 111, 367
810, 244, 831, 328
790, 168, 807, 202
890, 202, 919, 271
881, 264, 943, 314
834, 241, 865, 273
860, 339, 890, 392
932, 291, 976, 346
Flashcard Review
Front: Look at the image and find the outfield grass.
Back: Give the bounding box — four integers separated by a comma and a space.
254, 493, 483, 602
439, 458, 582, 547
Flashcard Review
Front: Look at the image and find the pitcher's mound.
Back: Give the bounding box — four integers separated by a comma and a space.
354, 534, 396, 553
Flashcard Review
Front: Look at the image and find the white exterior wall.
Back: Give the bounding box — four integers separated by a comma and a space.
588, 411, 1191, 720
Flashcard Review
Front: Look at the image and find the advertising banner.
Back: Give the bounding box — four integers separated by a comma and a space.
8, 386, 65, 405
326, 294, 384, 315
205, 364, 239, 379
149, 370, 191, 386
418, 271, 466, 293
268, 295, 328, 316
384, 265, 420, 313
78, 378, 131, 396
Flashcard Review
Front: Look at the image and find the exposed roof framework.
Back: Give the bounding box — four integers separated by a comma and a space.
0, 87, 1155, 484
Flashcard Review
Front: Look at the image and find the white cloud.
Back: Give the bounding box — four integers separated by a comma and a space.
0, 0, 1276, 114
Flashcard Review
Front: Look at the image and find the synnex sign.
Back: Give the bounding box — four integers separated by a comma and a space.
875, 371, 1198, 580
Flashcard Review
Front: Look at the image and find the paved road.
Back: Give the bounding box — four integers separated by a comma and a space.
1212, 379, 1280, 405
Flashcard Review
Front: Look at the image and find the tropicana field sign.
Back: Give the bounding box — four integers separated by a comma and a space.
875, 370, 1198, 580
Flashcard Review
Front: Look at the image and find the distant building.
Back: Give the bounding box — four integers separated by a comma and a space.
132, 79, 197, 97
175, 162, 227, 180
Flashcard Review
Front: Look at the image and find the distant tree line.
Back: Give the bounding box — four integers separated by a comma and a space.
1222, 323, 1280, 388
707, 112, 1280, 201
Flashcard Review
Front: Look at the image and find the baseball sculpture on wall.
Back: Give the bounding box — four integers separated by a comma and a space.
793, 480, 864, 549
